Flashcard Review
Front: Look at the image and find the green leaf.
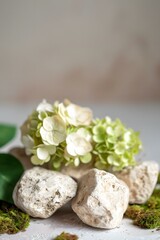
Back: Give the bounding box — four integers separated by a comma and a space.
0, 124, 17, 148
0, 153, 24, 204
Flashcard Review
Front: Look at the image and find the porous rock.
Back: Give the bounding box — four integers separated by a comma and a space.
13, 167, 77, 218
115, 161, 159, 204
72, 168, 129, 229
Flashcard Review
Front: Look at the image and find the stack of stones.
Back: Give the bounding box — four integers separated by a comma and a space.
13, 161, 159, 229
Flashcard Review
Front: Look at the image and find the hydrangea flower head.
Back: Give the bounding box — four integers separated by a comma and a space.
21, 99, 142, 172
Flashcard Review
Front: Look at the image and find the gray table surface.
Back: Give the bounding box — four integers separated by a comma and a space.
0, 102, 160, 240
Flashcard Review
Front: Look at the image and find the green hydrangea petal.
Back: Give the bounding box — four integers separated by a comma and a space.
80, 153, 92, 163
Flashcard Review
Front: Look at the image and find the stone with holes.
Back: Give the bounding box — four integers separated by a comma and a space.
72, 168, 129, 229
115, 161, 159, 204
13, 167, 77, 218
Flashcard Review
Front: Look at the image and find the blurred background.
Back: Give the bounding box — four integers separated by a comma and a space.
0, 0, 160, 104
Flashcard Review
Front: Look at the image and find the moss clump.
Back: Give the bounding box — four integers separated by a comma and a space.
146, 191, 160, 209
0, 201, 30, 234
125, 204, 145, 220
125, 188, 160, 229
134, 210, 160, 229
54, 232, 78, 240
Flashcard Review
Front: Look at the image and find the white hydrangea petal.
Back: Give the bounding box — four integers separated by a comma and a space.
77, 108, 92, 125
77, 128, 86, 137
66, 143, 77, 156
77, 128, 92, 142
44, 156, 50, 162
37, 99, 53, 113
37, 147, 49, 160
58, 103, 67, 123
67, 104, 77, 119
75, 139, 92, 155
124, 131, 131, 142
58, 100, 92, 126
41, 139, 51, 145
106, 126, 114, 136
74, 157, 80, 166
46, 145, 56, 155
40, 115, 66, 146
66, 131, 92, 157
41, 130, 54, 145
46, 132, 58, 145
53, 131, 66, 143
40, 127, 48, 141
53, 115, 66, 132
66, 133, 78, 144
105, 116, 112, 123
43, 117, 54, 131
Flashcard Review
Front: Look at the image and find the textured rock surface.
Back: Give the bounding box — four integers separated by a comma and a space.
72, 168, 129, 229
115, 161, 159, 204
13, 167, 77, 218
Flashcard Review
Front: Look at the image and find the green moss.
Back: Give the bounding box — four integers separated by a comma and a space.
146, 197, 160, 209
0, 201, 30, 234
125, 204, 145, 220
54, 232, 78, 240
125, 188, 160, 229
134, 210, 160, 229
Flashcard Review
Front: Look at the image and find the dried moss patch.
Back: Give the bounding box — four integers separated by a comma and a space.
0, 201, 30, 234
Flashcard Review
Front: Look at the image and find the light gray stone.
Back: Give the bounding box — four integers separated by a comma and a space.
115, 161, 159, 204
13, 167, 77, 218
72, 168, 129, 229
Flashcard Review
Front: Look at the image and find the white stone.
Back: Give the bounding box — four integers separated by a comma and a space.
13, 167, 77, 218
115, 161, 159, 204
72, 168, 129, 229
